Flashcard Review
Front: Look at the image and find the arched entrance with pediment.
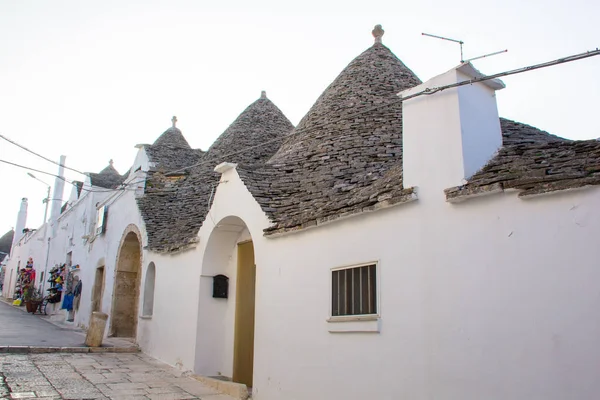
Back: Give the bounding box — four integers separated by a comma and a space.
195, 216, 257, 389
110, 225, 142, 339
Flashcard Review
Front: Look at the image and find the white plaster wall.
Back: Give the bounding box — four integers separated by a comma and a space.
79, 188, 147, 334
2, 228, 46, 298
136, 168, 268, 373
402, 69, 465, 190
457, 70, 503, 179
126, 163, 600, 400
402, 66, 502, 188
137, 248, 201, 370
249, 185, 600, 400
129, 147, 151, 176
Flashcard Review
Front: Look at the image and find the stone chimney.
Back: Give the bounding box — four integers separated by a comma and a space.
50, 155, 66, 222
11, 198, 28, 255
400, 62, 505, 197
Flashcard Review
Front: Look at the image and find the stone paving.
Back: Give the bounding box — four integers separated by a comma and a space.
0, 301, 89, 348
0, 300, 134, 350
0, 353, 236, 400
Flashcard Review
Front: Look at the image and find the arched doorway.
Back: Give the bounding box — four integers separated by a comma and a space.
195, 216, 257, 388
110, 227, 142, 338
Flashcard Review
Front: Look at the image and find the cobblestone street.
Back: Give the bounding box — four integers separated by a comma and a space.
0, 353, 236, 400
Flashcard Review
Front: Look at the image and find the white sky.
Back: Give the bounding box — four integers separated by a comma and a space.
1, 0, 599, 234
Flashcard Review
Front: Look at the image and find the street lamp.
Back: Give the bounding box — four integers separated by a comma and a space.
27, 173, 51, 224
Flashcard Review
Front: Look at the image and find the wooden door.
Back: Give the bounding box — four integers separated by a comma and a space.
232, 241, 256, 387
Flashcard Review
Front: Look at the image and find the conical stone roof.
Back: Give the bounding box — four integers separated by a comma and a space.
87, 160, 126, 189
241, 27, 582, 235
139, 93, 293, 252
240, 32, 423, 234
0, 229, 14, 256
153, 126, 191, 149
146, 120, 204, 173
269, 40, 421, 164
206, 92, 294, 165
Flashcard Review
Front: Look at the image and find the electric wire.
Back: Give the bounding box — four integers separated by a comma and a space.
0, 133, 87, 175
2, 47, 598, 194
161, 47, 600, 176
0, 159, 139, 193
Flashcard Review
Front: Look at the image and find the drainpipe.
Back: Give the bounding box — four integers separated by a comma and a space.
41, 236, 51, 294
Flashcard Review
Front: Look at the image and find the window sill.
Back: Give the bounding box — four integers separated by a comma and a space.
327, 315, 380, 333
139, 315, 153, 320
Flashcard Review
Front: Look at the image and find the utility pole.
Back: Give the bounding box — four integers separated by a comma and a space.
27, 173, 51, 224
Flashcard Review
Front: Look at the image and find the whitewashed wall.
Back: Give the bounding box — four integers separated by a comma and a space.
248, 184, 600, 400
2, 227, 46, 299
78, 185, 147, 334
138, 167, 268, 372
140, 163, 599, 400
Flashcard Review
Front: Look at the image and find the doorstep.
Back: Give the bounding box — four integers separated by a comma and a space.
193, 375, 250, 400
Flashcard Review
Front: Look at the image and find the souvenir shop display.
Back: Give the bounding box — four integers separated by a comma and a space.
15, 257, 42, 313
62, 264, 81, 319
46, 264, 65, 304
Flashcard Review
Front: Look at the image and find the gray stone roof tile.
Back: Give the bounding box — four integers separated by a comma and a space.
138, 95, 293, 252
145, 126, 204, 173
240, 42, 421, 234
138, 27, 600, 252
87, 161, 126, 189
445, 120, 600, 200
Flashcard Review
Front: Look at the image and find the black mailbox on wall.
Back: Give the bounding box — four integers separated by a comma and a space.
213, 274, 229, 298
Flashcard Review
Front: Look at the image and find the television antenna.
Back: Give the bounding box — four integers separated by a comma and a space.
422, 32, 507, 64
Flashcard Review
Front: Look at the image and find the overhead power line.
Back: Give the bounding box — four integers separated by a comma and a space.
0, 133, 87, 175
162, 47, 600, 177
2, 47, 598, 194
0, 159, 139, 193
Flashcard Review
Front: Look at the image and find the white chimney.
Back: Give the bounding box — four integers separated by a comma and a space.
400, 63, 505, 197
11, 198, 28, 255
50, 155, 66, 222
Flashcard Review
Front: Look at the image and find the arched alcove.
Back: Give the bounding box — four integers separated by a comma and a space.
142, 262, 156, 317
195, 216, 256, 388
91, 265, 105, 313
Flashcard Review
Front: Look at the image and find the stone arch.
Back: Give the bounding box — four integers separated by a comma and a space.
110, 224, 142, 338
142, 262, 156, 317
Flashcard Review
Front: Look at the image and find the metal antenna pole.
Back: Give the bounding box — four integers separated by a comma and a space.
422, 32, 465, 62
463, 49, 508, 63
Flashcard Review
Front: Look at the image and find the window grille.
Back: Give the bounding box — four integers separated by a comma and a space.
332, 264, 377, 317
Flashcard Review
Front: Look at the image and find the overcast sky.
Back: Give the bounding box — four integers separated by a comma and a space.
1, 0, 599, 234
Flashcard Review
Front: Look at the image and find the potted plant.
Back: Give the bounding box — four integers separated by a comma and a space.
23, 286, 42, 313
29, 288, 43, 314
23, 284, 34, 312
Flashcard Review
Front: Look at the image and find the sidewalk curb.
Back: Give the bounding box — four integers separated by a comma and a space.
0, 345, 140, 354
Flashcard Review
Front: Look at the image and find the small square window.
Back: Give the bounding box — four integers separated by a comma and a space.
331, 263, 377, 317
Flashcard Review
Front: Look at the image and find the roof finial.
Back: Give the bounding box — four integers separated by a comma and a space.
171, 116, 177, 128
372, 24, 384, 44
261, 90, 267, 99
109, 159, 114, 166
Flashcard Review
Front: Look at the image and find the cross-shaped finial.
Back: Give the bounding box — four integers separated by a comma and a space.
109, 159, 114, 166
171, 116, 177, 128
372, 24, 384, 44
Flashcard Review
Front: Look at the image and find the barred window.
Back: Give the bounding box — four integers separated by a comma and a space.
332, 264, 377, 317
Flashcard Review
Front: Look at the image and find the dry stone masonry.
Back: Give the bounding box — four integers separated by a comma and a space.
138, 95, 293, 252
136, 26, 600, 252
